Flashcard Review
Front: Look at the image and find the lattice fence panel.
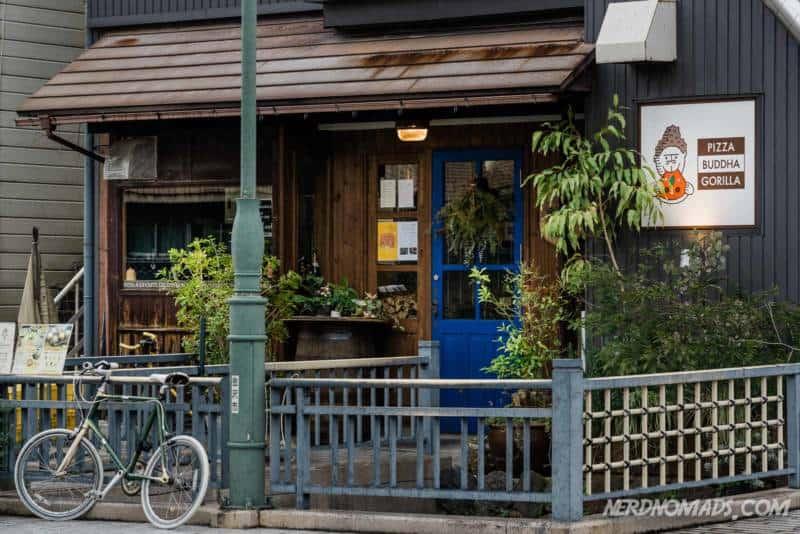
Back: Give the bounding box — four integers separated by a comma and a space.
583, 377, 786, 495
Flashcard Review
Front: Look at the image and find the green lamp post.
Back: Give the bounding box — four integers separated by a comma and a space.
227, 0, 267, 509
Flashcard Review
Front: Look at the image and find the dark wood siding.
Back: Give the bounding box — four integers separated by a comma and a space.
322, 0, 582, 29
88, 0, 319, 28
585, 0, 800, 301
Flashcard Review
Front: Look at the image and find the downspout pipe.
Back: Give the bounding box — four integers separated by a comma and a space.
83, 23, 96, 357
763, 0, 800, 43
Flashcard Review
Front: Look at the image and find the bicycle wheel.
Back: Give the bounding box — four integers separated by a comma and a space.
141, 435, 209, 529
14, 428, 103, 521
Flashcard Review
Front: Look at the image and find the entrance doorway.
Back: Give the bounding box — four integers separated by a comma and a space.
431, 149, 523, 413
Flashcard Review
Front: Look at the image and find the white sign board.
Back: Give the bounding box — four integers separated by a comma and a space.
0, 323, 15, 374
12, 324, 73, 375
640, 99, 756, 228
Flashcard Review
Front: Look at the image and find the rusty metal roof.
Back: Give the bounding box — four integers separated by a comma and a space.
17, 16, 593, 125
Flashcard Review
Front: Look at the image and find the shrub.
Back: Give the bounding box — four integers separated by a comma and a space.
567, 232, 800, 376
471, 263, 564, 379
160, 238, 297, 363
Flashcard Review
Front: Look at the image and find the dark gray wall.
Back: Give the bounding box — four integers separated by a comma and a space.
321, 0, 582, 28
88, 0, 319, 28
585, 0, 800, 300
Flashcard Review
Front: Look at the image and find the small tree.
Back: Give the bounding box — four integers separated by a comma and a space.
526, 96, 662, 273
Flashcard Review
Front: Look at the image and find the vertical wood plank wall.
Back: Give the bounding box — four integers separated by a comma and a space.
0, 0, 86, 320
285, 122, 559, 355
585, 0, 800, 300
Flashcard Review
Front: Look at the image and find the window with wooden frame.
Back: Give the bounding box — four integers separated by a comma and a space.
368, 158, 424, 332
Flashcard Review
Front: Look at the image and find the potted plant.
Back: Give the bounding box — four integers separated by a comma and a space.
354, 293, 382, 319
437, 180, 510, 264
328, 281, 358, 318
381, 293, 417, 330
471, 262, 563, 475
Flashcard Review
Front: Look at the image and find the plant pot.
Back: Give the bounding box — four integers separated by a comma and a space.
330, 310, 342, 318
529, 422, 550, 476
487, 425, 507, 467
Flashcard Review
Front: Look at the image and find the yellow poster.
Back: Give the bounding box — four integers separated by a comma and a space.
377, 220, 398, 262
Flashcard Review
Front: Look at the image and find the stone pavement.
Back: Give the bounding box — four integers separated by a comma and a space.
0, 515, 344, 534
669, 508, 800, 533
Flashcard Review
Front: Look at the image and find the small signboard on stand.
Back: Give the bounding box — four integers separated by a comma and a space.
12, 324, 73, 375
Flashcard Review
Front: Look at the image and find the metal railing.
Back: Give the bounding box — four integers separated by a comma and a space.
267, 358, 800, 521
0, 357, 230, 489
53, 267, 84, 358
268, 376, 553, 509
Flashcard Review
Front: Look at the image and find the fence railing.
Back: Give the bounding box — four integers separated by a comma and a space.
268, 358, 800, 521
54, 266, 84, 358
0, 363, 230, 489
3, 348, 799, 523
268, 376, 553, 509
582, 364, 800, 502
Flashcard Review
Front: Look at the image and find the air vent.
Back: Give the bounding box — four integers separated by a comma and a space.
103, 137, 157, 180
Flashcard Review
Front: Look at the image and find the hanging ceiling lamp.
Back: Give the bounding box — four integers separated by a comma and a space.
396, 120, 429, 142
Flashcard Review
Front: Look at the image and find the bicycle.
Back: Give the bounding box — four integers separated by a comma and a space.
14, 360, 221, 529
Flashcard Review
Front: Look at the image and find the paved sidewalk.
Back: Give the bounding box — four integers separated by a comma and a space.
669, 508, 800, 533
0, 515, 343, 534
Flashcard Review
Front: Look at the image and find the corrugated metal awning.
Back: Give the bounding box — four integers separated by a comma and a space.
17, 16, 593, 126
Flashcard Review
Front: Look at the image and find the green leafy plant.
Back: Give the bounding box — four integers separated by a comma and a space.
291, 271, 328, 315
527, 96, 663, 274
159, 237, 297, 363
328, 280, 359, 316
354, 293, 382, 319
471, 263, 564, 379
567, 232, 800, 376
437, 184, 510, 264
381, 293, 418, 330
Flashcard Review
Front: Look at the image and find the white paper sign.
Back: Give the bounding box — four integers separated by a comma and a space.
397, 221, 418, 262
0, 323, 16, 374
379, 179, 397, 209
12, 324, 73, 375
397, 178, 415, 208
640, 99, 756, 228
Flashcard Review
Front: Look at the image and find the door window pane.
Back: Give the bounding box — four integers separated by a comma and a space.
443, 161, 475, 265
480, 160, 515, 264
479, 270, 511, 320
443, 271, 474, 319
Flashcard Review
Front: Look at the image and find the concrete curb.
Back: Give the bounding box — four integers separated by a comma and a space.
1, 487, 799, 532
0, 497, 219, 526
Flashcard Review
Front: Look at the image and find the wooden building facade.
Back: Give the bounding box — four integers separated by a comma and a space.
14, 0, 800, 382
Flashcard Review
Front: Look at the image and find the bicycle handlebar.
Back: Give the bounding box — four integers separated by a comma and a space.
81, 360, 120, 372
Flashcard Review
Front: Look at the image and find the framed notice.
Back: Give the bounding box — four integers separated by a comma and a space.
377, 220, 398, 262
12, 324, 73, 376
0, 323, 15, 374
640, 98, 756, 228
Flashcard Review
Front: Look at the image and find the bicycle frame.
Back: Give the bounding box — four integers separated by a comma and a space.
56, 379, 171, 497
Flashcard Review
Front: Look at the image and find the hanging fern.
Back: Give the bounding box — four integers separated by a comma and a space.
437, 185, 510, 264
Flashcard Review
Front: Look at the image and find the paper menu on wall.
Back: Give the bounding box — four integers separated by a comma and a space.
0, 323, 15, 374
377, 220, 398, 262
397, 221, 418, 262
397, 179, 415, 208
12, 324, 73, 375
379, 179, 397, 208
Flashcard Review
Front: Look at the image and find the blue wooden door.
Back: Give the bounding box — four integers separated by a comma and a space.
431, 149, 523, 414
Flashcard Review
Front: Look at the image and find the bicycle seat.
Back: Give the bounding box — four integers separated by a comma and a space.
149, 372, 191, 386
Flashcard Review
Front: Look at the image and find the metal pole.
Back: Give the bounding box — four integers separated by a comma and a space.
83, 27, 96, 358
227, 0, 267, 509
